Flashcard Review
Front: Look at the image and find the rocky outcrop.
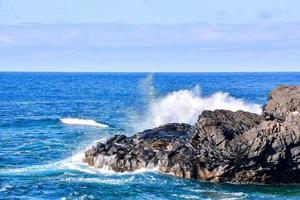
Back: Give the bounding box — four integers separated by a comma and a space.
83, 85, 300, 184
83, 123, 192, 172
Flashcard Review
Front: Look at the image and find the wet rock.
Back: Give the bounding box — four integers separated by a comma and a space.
83, 85, 300, 184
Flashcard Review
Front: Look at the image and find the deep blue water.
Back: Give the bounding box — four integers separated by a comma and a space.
1, 72, 300, 200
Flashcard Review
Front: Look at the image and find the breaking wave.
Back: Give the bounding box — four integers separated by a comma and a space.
0, 138, 158, 176
0, 152, 157, 176
151, 86, 262, 126
60, 118, 108, 128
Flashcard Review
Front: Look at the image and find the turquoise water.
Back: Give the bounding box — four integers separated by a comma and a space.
0, 72, 300, 200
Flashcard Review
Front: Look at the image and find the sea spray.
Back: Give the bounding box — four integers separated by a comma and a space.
132, 75, 262, 129
127, 73, 158, 132
140, 72, 157, 128
150, 85, 262, 126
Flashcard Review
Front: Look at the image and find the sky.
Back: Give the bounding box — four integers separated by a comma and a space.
0, 0, 299, 72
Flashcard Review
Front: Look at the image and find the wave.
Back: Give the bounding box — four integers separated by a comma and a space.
0, 152, 157, 176
60, 118, 108, 128
0, 139, 158, 176
150, 86, 262, 126
0, 152, 106, 175
0, 137, 106, 175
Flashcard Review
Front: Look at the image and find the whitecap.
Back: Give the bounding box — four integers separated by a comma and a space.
0, 184, 12, 192
60, 118, 108, 128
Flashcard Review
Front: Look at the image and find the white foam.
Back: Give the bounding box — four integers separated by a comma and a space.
0, 137, 158, 176
0, 184, 12, 192
172, 194, 200, 199
65, 176, 135, 185
189, 188, 246, 198
151, 86, 262, 126
60, 118, 108, 128
0, 152, 100, 175
0, 154, 157, 176
0, 138, 103, 175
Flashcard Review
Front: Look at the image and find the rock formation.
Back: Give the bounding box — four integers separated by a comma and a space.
83, 85, 300, 183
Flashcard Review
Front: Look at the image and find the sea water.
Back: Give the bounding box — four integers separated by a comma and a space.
0, 72, 300, 200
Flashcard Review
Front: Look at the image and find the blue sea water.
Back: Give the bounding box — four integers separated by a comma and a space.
0, 72, 300, 200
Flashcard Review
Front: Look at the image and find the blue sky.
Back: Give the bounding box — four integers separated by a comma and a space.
0, 0, 299, 71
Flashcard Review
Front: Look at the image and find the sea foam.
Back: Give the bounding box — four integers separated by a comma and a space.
0, 139, 157, 176
60, 118, 108, 128
150, 86, 262, 126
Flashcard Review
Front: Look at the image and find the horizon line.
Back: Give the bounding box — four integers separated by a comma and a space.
0, 70, 299, 73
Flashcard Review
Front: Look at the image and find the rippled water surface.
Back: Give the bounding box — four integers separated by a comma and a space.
1, 72, 300, 200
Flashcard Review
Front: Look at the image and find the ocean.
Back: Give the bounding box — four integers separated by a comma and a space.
0, 72, 300, 200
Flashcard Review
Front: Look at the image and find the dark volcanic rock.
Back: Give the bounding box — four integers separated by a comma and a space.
83, 123, 192, 172
83, 85, 300, 184
263, 85, 300, 121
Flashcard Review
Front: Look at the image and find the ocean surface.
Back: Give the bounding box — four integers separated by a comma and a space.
1, 72, 300, 200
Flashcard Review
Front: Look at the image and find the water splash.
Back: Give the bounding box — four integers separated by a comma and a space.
150, 85, 262, 126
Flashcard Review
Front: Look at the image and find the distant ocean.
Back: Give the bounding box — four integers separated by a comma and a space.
1, 72, 300, 200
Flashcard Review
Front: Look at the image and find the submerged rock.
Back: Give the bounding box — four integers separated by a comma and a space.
83, 85, 300, 184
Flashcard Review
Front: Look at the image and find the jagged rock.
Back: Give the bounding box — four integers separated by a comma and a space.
83, 123, 192, 172
83, 85, 300, 184
263, 85, 300, 121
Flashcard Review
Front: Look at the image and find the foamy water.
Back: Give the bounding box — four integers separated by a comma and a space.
0, 152, 158, 177
60, 118, 109, 128
0, 136, 158, 177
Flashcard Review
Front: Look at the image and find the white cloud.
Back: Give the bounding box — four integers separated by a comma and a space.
60, 29, 79, 40
0, 36, 14, 46
0, 22, 299, 49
